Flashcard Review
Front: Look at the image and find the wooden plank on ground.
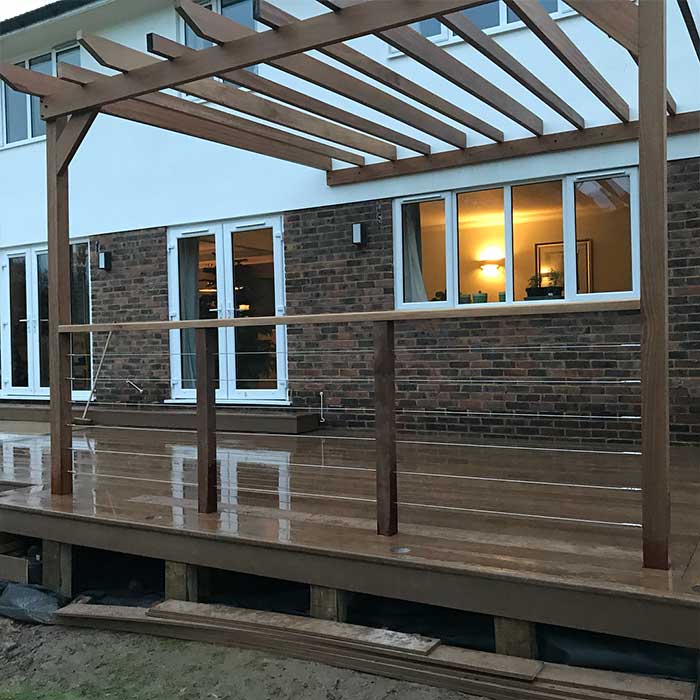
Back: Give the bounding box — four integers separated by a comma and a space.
0, 553, 29, 584
148, 599, 439, 655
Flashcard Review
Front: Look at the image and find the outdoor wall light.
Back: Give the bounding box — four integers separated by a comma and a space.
352, 222, 366, 246
97, 250, 112, 271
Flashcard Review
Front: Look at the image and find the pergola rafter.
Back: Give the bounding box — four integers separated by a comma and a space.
0, 0, 694, 573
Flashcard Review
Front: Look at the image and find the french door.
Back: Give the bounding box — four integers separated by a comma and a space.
0, 243, 91, 399
168, 216, 288, 403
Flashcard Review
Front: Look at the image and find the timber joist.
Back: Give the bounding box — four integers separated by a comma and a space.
0, 0, 695, 179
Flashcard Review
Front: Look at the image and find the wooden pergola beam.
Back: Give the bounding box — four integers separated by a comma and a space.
563, 0, 677, 115
147, 33, 429, 155
257, 1, 503, 142
40, 0, 488, 123
327, 110, 700, 185
55, 111, 98, 175
176, 0, 466, 149
60, 62, 364, 166
78, 32, 396, 161
504, 0, 630, 123
315, 0, 543, 136
677, 0, 700, 61
0, 63, 332, 170
439, 11, 585, 129
639, 0, 671, 571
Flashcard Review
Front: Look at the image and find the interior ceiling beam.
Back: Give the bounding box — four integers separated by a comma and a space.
563, 0, 677, 114
677, 0, 700, 61
175, 0, 465, 150
40, 0, 487, 136
60, 62, 363, 166
78, 32, 396, 161
438, 11, 585, 129
147, 33, 428, 155
0, 63, 331, 170
314, 0, 543, 136
256, 1, 503, 142
327, 110, 700, 186
503, 0, 630, 123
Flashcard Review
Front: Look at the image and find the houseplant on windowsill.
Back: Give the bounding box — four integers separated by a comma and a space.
526, 271, 564, 300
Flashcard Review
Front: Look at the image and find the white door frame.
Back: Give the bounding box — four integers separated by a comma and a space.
167, 215, 289, 404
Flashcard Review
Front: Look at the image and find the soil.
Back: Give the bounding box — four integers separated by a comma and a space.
0, 618, 484, 700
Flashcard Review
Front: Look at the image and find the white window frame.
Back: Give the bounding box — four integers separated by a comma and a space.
0, 239, 92, 401
166, 215, 289, 405
0, 44, 81, 150
388, 0, 574, 54
393, 167, 640, 310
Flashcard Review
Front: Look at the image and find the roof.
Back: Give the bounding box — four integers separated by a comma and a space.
0, 0, 98, 36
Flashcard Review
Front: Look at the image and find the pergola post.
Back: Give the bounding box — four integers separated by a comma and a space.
47, 117, 74, 496
639, 0, 671, 570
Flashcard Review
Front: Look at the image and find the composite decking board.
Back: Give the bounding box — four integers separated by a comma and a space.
0, 426, 699, 623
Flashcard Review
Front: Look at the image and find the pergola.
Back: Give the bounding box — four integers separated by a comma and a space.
1, 0, 698, 573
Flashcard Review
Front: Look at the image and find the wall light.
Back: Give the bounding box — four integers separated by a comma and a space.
479, 259, 504, 277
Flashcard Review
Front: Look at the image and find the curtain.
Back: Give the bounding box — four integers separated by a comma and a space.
178, 238, 199, 390
402, 204, 428, 302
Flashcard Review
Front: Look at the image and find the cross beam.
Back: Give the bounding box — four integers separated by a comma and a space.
41, 0, 490, 120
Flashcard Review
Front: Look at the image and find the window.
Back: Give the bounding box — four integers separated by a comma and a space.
404, 0, 571, 40
394, 169, 638, 308
1, 45, 80, 146
183, 0, 257, 73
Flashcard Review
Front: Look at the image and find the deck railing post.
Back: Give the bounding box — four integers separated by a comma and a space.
196, 327, 218, 514
47, 117, 73, 496
374, 320, 398, 536
639, 0, 671, 570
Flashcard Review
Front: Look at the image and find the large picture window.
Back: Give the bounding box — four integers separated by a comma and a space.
394, 169, 639, 309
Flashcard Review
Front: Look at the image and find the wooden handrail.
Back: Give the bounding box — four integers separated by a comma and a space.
60, 299, 640, 334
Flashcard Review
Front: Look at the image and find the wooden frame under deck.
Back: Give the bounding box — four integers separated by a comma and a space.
0, 0, 697, 574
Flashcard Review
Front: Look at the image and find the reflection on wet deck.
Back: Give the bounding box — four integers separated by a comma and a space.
0, 424, 698, 604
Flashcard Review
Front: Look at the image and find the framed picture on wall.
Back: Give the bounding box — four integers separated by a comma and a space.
535, 240, 592, 293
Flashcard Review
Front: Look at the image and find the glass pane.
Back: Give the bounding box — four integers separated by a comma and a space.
402, 200, 447, 303
508, 0, 559, 23
411, 17, 443, 38
512, 181, 564, 301
56, 46, 81, 68
29, 54, 51, 138
9, 257, 29, 387
232, 228, 277, 390
222, 0, 258, 73
185, 2, 214, 49
178, 236, 219, 390
574, 175, 632, 294
462, 1, 500, 29
70, 243, 91, 390
37, 253, 49, 388
457, 188, 506, 304
4, 67, 28, 143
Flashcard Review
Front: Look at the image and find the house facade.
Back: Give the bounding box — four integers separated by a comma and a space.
0, 0, 699, 443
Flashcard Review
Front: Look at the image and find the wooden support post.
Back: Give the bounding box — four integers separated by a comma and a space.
374, 320, 397, 536
494, 617, 539, 659
310, 585, 350, 622
47, 118, 73, 496
196, 327, 218, 514
42, 540, 73, 597
639, 0, 671, 571
165, 561, 207, 602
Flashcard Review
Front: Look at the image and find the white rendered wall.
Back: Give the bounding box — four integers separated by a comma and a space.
0, 0, 698, 249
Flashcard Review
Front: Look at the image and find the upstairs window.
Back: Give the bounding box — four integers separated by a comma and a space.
409, 0, 571, 39
1, 45, 80, 146
394, 169, 639, 309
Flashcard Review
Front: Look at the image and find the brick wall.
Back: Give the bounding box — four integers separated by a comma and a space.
284, 158, 700, 445
89, 227, 171, 407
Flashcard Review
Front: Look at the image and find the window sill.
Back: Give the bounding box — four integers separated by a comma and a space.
164, 397, 292, 407
393, 298, 640, 319
0, 135, 46, 151
387, 10, 576, 59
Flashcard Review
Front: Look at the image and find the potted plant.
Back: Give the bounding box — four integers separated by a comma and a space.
525, 271, 563, 300
472, 290, 488, 304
